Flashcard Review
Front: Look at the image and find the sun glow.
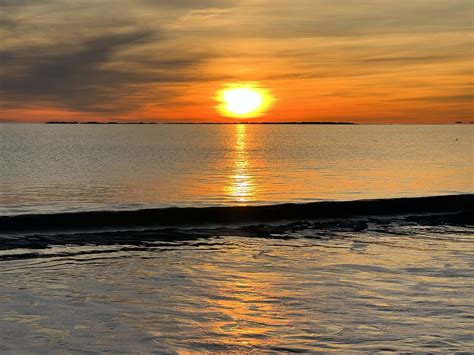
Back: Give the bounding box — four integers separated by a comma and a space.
216, 83, 273, 118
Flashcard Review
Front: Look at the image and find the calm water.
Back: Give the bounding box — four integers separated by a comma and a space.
0, 124, 472, 215
0, 221, 472, 352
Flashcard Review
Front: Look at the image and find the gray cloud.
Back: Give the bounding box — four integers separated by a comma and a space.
239, 0, 473, 38
2, 31, 147, 110
0, 29, 224, 113
141, 0, 236, 9
0, 0, 240, 115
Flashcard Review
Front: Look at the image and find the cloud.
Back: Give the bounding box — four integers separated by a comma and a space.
2, 31, 148, 111
0, 29, 224, 113
0, 0, 472, 122
0, 0, 240, 116
243, 0, 473, 38
392, 94, 474, 103
141, 0, 236, 9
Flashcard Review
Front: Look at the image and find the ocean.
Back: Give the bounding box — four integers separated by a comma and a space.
0, 123, 473, 352
1, 124, 472, 215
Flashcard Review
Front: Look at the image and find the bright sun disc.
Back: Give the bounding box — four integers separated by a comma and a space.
216, 83, 273, 118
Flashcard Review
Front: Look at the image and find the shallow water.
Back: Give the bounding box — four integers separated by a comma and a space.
1, 124, 472, 215
0, 220, 472, 353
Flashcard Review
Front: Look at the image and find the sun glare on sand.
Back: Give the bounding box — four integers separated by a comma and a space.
216, 83, 274, 119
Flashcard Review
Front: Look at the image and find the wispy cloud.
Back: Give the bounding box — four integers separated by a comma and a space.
0, 0, 472, 122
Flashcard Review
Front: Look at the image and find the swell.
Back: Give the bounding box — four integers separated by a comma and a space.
1, 194, 472, 234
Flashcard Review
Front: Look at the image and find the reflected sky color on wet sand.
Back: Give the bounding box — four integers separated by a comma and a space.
1, 224, 472, 352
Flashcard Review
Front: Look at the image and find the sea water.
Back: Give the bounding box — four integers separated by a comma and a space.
0, 123, 473, 352
1, 124, 472, 215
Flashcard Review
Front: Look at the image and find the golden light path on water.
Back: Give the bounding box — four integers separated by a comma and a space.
227, 124, 255, 202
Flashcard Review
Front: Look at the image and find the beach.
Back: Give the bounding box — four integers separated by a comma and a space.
0, 196, 472, 352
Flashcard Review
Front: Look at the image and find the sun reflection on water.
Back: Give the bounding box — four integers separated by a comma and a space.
227, 124, 255, 203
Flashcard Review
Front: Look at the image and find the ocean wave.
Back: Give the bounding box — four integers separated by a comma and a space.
1, 194, 472, 234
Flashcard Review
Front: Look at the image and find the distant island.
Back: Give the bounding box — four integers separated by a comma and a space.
45, 121, 158, 124
45, 121, 357, 125
166, 121, 357, 125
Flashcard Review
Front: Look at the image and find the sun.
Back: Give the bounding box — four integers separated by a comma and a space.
216, 83, 273, 118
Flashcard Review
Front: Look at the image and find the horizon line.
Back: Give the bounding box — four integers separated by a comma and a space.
1, 120, 473, 125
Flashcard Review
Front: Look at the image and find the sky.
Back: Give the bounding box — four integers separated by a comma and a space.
0, 0, 472, 123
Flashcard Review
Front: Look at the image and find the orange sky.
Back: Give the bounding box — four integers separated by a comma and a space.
1, 0, 472, 123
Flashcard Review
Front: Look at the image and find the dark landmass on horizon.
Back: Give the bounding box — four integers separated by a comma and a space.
165, 121, 357, 125
45, 121, 158, 124
44, 121, 357, 125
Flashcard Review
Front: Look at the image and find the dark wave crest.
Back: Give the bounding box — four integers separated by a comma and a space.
1, 194, 472, 234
